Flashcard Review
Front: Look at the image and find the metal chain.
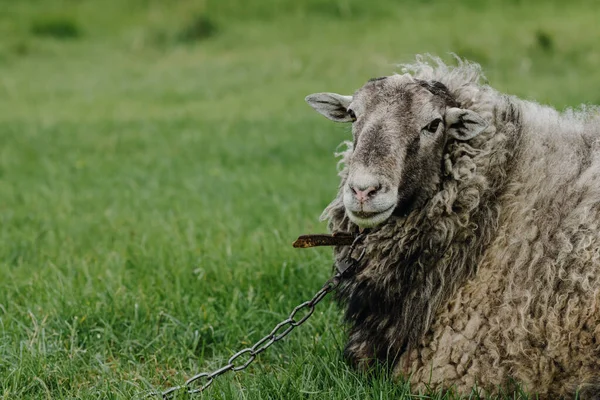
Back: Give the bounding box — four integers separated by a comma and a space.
145, 233, 366, 399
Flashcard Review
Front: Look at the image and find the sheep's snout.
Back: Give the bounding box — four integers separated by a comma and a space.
350, 184, 380, 204
344, 170, 397, 228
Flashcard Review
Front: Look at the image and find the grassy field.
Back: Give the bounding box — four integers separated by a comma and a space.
1, 0, 599, 398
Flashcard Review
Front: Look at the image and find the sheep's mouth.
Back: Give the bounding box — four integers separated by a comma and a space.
352, 210, 381, 219
346, 205, 396, 228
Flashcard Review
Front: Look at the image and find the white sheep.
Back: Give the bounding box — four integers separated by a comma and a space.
305, 55, 600, 399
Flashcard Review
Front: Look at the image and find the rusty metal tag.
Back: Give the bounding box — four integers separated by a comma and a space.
292, 232, 356, 248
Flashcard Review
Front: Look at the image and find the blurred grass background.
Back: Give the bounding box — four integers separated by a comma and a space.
0, 0, 598, 398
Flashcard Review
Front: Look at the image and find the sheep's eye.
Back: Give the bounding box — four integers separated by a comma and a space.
423, 118, 442, 133
348, 109, 357, 122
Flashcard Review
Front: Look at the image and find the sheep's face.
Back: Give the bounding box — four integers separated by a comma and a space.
306, 75, 487, 228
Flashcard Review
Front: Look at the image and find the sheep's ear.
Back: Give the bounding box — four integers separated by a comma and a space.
445, 108, 488, 140
305, 93, 354, 122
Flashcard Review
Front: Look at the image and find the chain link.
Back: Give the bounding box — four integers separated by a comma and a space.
144, 233, 366, 399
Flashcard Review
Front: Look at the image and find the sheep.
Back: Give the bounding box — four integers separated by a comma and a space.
304, 55, 600, 399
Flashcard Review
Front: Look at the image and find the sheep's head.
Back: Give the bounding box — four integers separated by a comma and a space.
306, 75, 487, 228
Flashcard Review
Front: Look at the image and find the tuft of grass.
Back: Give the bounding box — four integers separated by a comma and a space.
177, 14, 218, 43
10, 40, 31, 57
535, 29, 554, 52
31, 16, 82, 39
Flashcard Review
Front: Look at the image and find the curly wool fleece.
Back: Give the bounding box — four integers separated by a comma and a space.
321, 56, 600, 398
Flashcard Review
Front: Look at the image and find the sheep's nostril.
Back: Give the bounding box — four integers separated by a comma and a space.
352, 185, 379, 203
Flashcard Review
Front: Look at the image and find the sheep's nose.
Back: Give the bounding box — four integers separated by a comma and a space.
351, 185, 379, 203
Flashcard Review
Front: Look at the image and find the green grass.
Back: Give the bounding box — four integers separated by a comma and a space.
0, 0, 599, 398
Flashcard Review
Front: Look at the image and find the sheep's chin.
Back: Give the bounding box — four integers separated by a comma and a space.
346, 206, 395, 228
